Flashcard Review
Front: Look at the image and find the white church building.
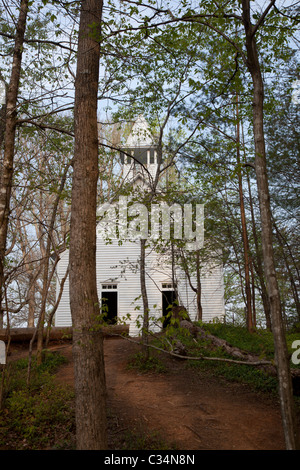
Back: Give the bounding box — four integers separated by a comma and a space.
54, 116, 225, 336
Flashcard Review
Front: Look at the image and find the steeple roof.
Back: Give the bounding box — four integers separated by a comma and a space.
125, 115, 155, 147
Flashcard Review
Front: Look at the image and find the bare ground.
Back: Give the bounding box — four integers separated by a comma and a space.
50, 337, 291, 451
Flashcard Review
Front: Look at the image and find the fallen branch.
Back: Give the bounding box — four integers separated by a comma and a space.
107, 332, 273, 367
107, 320, 300, 382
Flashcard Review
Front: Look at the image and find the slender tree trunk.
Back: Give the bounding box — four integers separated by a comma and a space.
171, 242, 179, 301
45, 264, 70, 348
0, 0, 29, 329
36, 162, 70, 364
236, 94, 253, 331
246, 167, 271, 329
27, 274, 35, 328
179, 248, 202, 321
242, 0, 299, 450
250, 258, 256, 327
0, 98, 7, 149
140, 238, 149, 360
14, 213, 36, 327
196, 250, 202, 321
0, 289, 10, 410
36, 257, 51, 364
69, 0, 107, 450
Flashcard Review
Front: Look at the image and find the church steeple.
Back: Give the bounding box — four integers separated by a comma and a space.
120, 115, 158, 183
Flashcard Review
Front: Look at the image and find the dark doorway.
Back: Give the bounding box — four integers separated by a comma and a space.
162, 290, 176, 328
101, 291, 118, 324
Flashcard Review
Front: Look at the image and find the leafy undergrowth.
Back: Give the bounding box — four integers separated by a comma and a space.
0, 351, 75, 450
123, 323, 300, 401
1, 323, 299, 450
127, 351, 167, 374
201, 322, 300, 362
107, 413, 177, 451
150, 322, 300, 400
119, 429, 177, 450
0, 349, 173, 450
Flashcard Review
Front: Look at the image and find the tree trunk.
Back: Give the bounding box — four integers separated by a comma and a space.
36, 257, 51, 364
69, 0, 107, 450
250, 258, 256, 327
27, 274, 35, 328
0, 0, 29, 329
15, 212, 38, 328
196, 250, 202, 321
246, 167, 272, 329
45, 265, 70, 348
236, 94, 253, 330
36, 162, 71, 363
140, 238, 150, 360
241, 0, 299, 450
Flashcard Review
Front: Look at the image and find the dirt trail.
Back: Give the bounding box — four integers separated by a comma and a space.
52, 337, 287, 450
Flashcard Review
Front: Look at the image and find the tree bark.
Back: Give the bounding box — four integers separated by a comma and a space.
69, 0, 107, 450
0, 0, 29, 328
241, 0, 299, 450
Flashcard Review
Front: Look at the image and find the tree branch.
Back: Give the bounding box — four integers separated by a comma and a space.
251, 0, 277, 37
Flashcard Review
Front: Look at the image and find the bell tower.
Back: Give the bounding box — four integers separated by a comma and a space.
120, 115, 158, 185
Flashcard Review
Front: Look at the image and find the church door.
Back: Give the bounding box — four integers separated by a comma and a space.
101, 284, 118, 324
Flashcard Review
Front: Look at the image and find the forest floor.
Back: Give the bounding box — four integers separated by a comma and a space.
48, 336, 290, 451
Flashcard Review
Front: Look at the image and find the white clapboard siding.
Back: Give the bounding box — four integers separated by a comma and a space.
55, 236, 225, 336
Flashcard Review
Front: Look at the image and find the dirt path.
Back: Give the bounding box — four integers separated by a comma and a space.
52, 337, 288, 450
